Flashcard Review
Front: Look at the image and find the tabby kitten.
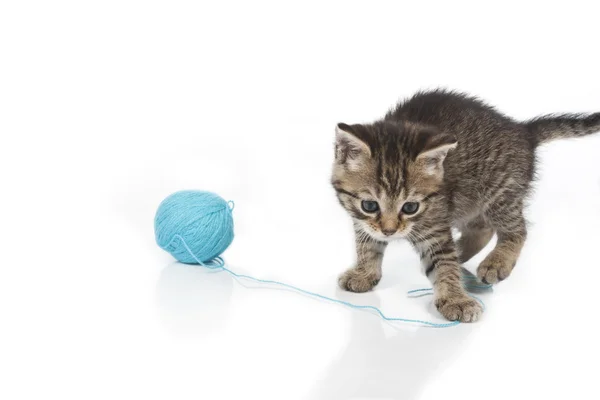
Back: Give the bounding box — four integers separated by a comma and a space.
331, 89, 599, 322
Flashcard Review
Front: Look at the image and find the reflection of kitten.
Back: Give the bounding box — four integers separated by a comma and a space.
332, 89, 599, 322
308, 299, 469, 400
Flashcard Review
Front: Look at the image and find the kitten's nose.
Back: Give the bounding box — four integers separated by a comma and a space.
382, 229, 396, 236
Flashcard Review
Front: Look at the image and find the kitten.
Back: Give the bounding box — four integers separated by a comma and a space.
331, 89, 599, 322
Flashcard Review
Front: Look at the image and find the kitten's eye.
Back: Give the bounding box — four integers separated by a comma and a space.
401, 202, 420, 214
361, 200, 380, 213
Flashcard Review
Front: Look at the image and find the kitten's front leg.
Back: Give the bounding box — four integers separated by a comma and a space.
413, 228, 483, 322
338, 227, 387, 293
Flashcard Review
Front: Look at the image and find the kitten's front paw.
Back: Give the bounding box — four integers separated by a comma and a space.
338, 267, 381, 293
435, 295, 482, 322
477, 253, 515, 284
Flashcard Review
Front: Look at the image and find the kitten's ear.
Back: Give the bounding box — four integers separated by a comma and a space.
335, 123, 371, 169
415, 133, 457, 176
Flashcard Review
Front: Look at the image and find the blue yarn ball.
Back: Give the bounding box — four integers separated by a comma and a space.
154, 190, 234, 264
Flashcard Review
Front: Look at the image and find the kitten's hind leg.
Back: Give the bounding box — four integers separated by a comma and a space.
338, 227, 387, 293
478, 205, 527, 284
457, 215, 495, 263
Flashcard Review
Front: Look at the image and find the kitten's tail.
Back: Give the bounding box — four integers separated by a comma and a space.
526, 113, 600, 144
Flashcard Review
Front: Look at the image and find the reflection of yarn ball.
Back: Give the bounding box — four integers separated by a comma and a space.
154, 190, 234, 264
156, 262, 233, 337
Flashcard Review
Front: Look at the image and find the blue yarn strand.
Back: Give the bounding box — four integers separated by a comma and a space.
175, 235, 490, 328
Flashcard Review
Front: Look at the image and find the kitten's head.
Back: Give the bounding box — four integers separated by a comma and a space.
331, 120, 457, 241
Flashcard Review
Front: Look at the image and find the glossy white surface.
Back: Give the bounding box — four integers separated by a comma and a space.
2, 1, 600, 399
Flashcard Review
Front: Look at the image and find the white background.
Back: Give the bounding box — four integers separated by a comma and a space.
2, 1, 600, 399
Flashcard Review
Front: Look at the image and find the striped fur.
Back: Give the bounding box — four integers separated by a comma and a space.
526, 113, 600, 143
332, 89, 599, 323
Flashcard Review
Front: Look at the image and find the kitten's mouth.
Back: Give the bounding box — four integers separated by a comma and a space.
359, 223, 410, 242
378, 232, 408, 241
